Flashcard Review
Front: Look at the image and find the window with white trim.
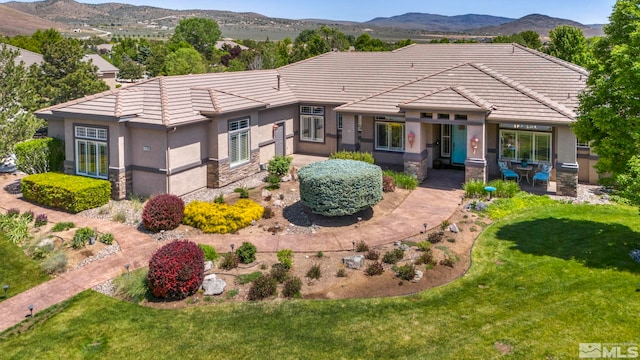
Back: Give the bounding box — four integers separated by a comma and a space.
375, 121, 405, 152
300, 106, 324, 142
337, 114, 362, 132
577, 139, 591, 148
75, 125, 108, 179
229, 118, 250, 166
500, 130, 552, 162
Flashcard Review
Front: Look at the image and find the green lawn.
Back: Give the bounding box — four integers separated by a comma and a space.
1, 204, 639, 359
0, 233, 49, 302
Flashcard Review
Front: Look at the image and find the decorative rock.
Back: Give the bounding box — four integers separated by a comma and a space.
273, 199, 284, 208
399, 244, 410, 251
281, 175, 292, 182
342, 255, 365, 270
448, 223, 460, 233
202, 274, 226, 296
413, 270, 423, 282
261, 189, 271, 198
204, 261, 213, 272
393, 241, 401, 247
36, 238, 54, 249
630, 249, 640, 263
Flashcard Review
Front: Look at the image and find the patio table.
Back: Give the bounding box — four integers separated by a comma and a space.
516, 165, 533, 184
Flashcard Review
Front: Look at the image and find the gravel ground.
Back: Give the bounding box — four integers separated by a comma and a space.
76, 244, 121, 269
549, 184, 611, 205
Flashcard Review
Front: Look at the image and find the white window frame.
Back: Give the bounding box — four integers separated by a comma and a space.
375, 121, 405, 152
499, 129, 552, 163
300, 105, 324, 142
229, 118, 250, 167
337, 114, 362, 132
75, 126, 108, 179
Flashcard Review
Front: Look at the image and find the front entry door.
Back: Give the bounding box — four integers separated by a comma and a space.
451, 125, 467, 165
275, 123, 285, 156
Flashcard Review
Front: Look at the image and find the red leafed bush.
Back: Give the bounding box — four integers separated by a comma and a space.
147, 240, 204, 300
142, 194, 185, 232
382, 174, 396, 192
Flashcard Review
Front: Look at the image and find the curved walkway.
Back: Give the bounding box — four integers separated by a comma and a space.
0, 170, 463, 333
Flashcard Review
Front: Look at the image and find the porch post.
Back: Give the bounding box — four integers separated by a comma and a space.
339, 113, 359, 151
555, 126, 578, 197
464, 123, 487, 183
403, 121, 427, 181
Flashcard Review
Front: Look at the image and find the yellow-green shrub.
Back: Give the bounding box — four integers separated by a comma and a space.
183, 199, 264, 234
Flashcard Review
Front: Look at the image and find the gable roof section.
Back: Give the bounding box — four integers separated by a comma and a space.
336, 62, 576, 124
37, 70, 298, 127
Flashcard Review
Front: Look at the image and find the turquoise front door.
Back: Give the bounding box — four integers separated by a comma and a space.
451, 125, 467, 164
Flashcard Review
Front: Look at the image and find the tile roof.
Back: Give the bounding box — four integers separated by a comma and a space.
37, 43, 587, 127
83, 54, 119, 74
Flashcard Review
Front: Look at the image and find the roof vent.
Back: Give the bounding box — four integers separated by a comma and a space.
512, 46, 515, 54
277, 74, 281, 91
341, 86, 345, 92
411, 62, 414, 68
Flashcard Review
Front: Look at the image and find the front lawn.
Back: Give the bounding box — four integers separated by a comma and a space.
1, 204, 638, 358
0, 233, 49, 302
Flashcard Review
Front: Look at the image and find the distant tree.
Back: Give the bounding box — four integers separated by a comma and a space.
492, 31, 541, 49
355, 33, 388, 51
5, 29, 63, 53
545, 25, 591, 66
170, 17, 221, 60
162, 47, 206, 75
574, 0, 640, 181
118, 59, 145, 80
0, 45, 43, 159
34, 38, 109, 106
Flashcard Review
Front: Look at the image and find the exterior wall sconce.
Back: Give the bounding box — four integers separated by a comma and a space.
407, 131, 415, 149
272, 123, 279, 138
470, 136, 479, 154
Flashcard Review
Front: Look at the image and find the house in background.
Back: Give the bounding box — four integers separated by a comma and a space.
35, 43, 594, 199
3, 44, 119, 89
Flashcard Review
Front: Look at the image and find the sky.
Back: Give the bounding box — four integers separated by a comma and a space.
75, 0, 618, 24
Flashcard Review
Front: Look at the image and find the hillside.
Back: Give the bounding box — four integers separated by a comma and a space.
366, 13, 514, 32
0, 4, 67, 36
472, 14, 592, 36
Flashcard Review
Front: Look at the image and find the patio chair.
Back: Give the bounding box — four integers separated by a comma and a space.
532, 163, 553, 187
498, 160, 519, 181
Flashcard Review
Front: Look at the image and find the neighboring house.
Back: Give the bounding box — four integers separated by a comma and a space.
3, 44, 119, 89
215, 39, 249, 51
35, 43, 592, 199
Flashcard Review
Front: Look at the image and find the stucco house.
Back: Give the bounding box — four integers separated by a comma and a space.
35, 43, 593, 199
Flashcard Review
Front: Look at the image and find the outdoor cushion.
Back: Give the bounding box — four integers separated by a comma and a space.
532, 163, 552, 187
498, 160, 519, 181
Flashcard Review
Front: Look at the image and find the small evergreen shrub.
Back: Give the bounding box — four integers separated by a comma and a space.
382, 174, 396, 192
41, 251, 68, 274
298, 159, 383, 216
306, 264, 322, 280
21, 210, 34, 222
336, 268, 347, 277
277, 248, 294, 269
329, 150, 375, 164
394, 264, 416, 281
14, 137, 64, 174
365, 249, 380, 260
34, 213, 48, 227
234, 187, 250, 199
142, 194, 185, 232
441, 254, 457, 267
72, 227, 96, 249
440, 220, 451, 231
247, 274, 277, 301
51, 222, 74, 232
113, 268, 149, 303
219, 252, 239, 270
416, 241, 431, 252
214, 194, 225, 204
265, 173, 281, 189
268, 155, 293, 177
382, 248, 404, 264
198, 243, 219, 261
427, 231, 445, 244
282, 276, 302, 298
355, 240, 369, 252
316, 251, 324, 258
21, 173, 110, 213
99, 233, 114, 245
235, 241, 257, 264
270, 263, 290, 283
183, 199, 264, 234
147, 240, 204, 300
263, 206, 274, 219
415, 250, 437, 267
365, 262, 384, 276
237, 271, 264, 285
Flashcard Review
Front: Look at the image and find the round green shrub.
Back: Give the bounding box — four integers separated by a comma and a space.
235, 241, 257, 264
248, 274, 277, 301
147, 240, 204, 300
142, 194, 185, 232
298, 159, 383, 217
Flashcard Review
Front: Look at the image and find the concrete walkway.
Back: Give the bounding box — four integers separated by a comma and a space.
0, 169, 463, 333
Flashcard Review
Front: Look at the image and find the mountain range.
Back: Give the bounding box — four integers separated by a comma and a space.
0, 0, 604, 38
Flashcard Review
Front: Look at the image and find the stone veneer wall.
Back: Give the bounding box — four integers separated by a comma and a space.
403, 157, 428, 182
464, 159, 487, 184
555, 163, 578, 197
109, 168, 132, 200
207, 149, 261, 188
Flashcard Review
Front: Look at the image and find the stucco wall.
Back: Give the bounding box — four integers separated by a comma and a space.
169, 165, 207, 196
47, 119, 65, 139
129, 127, 166, 170
131, 170, 166, 196
168, 123, 207, 169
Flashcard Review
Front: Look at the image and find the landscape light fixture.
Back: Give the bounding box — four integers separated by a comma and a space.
125, 263, 130, 272
27, 304, 34, 317
230, 243, 235, 252
423, 223, 428, 234
352, 240, 356, 252
2, 284, 8, 298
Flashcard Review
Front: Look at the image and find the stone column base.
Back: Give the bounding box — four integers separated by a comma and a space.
63, 160, 74, 175
108, 167, 132, 200
403, 151, 428, 182
207, 149, 261, 188
555, 162, 578, 197
464, 158, 487, 183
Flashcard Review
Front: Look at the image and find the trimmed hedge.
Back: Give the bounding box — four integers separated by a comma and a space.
21, 173, 111, 213
298, 159, 383, 216
329, 150, 375, 164
183, 199, 264, 234
142, 194, 185, 232
147, 240, 204, 300
14, 137, 65, 174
